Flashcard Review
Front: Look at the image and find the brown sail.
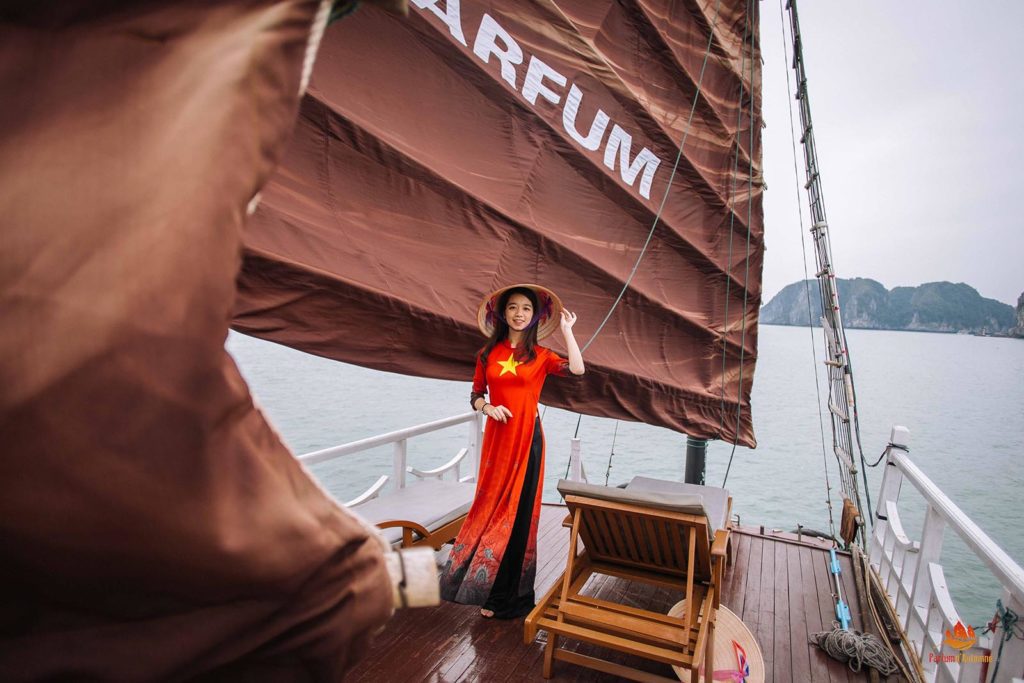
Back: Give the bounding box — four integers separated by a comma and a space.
0, 2, 396, 679
236, 0, 764, 447
0, 0, 761, 679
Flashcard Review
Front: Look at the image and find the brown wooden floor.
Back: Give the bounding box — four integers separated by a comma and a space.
346, 504, 881, 682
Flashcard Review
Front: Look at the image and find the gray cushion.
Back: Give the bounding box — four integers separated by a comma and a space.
625, 476, 730, 535
352, 479, 475, 546
556, 479, 711, 538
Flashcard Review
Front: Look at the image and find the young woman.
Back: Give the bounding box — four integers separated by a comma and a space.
439, 284, 584, 618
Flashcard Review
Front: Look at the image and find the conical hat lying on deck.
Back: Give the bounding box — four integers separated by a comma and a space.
668, 600, 766, 683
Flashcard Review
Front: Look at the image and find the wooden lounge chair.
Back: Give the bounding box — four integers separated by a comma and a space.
351, 479, 475, 549
624, 476, 734, 566
525, 479, 731, 682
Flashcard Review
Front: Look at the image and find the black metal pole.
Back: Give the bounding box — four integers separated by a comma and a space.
683, 436, 707, 485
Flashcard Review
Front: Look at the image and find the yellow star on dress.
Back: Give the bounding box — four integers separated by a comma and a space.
497, 353, 521, 376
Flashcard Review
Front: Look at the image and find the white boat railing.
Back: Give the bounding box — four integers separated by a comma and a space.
870, 425, 1024, 683
298, 411, 484, 505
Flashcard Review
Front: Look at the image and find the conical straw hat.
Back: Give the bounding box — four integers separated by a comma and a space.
668, 600, 765, 683
476, 283, 563, 340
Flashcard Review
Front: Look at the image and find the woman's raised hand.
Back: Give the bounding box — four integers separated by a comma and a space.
560, 309, 577, 335
560, 309, 585, 375
484, 404, 513, 423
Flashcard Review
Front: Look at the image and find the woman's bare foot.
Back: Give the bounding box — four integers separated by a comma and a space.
480, 608, 495, 618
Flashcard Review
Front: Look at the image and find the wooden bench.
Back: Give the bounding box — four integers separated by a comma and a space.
351, 478, 475, 549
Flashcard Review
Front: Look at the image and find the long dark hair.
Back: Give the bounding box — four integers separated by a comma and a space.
480, 286, 540, 367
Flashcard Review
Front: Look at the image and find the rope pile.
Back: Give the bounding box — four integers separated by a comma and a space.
809, 628, 899, 677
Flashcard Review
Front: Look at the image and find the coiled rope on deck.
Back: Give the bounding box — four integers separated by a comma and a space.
808, 628, 899, 677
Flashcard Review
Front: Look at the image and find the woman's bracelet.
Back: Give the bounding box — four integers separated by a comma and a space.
481, 402, 491, 413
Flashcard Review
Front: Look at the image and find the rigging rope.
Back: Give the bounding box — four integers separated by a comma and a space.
849, 366, 874, 525
809, 628, 899, 677
604, 421, 619, 486
574, 0, 742, 484
717, 0, 751, 435
579, 0, 723, 354
782, 0, 872, 542
854, 545, 925, 682
721, 0, 758, 488
778, 0, 836, 539
867, 441, 907, 468
810, 547, 908, 680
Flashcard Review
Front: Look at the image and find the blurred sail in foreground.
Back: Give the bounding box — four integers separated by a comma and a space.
236, 0, 765, 446
0, 3, 396, 679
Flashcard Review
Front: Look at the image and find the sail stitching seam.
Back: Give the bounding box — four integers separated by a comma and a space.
721, 0, 758, 485
717, 0, 752, 440
580, 0, 725, 355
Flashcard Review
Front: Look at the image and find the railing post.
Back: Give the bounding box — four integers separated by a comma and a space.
567, 438, 587, 482
870, 426, 909, 571
393, 439, 407, 491
466, 411, 482, 481
881, 501, 912, 611
471, 411, 483, 480
923, 562, 951, 678
908, 504, 947, 656
875, 425, 909, 522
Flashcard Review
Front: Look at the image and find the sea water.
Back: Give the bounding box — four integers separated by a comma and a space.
227, 325, 1024, 628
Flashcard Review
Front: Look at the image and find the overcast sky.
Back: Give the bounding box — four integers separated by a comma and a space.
758, 2, 1024, 306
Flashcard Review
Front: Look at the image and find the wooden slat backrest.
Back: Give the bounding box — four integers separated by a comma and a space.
563, 495, 712, 581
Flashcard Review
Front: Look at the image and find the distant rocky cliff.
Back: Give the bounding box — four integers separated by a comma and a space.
1013, 292, 1024, 337
761, 278, 1019, 335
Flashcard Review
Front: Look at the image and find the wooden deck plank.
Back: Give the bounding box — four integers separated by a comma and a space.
466, 609, 544, 682
353, 610, 444, 681
773, 538, 793, 683
787, 541, 813, 682
501, 631, 547, 682
755, 533, 776, 680
800, 544, 839, 683
722, 530, 750, 618
427, 623, 481, 682
348, 606, 436, 681
346, 505, 874, 682
737, 533, 767, 680
534, 508, 572, 594
740, 533, 764, 625
385, 606, 476, 682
